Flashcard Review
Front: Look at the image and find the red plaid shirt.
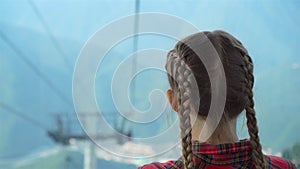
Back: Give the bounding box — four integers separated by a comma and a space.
139, 139, 296, 169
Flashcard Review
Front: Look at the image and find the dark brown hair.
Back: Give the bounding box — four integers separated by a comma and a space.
166, 30, 266, 169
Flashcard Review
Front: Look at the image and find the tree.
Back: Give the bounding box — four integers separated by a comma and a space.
282, 140, 300, 168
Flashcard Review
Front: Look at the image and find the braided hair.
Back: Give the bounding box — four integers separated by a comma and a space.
242, 54, 266, 169
166, 50, 195, 169
165, 30, 267, 169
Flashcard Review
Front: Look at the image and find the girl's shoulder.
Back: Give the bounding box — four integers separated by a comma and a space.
266, 155, 297, 169
138, 160, 177, 169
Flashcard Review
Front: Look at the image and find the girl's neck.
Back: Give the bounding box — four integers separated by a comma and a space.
191, 116, 239, 144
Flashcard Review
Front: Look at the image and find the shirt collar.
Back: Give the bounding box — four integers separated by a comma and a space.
188, 139, 252, 165
191, 139, 251, 154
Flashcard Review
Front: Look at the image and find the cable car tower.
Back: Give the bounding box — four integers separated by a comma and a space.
49, 0, 140, 168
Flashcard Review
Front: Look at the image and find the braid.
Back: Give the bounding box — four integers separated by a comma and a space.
242, 54, 266, 169
167, 52, 194, 169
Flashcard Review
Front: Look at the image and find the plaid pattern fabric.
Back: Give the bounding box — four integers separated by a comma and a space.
138, 139, 296, 169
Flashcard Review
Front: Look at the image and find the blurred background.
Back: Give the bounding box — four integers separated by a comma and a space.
0, 0, 300, 169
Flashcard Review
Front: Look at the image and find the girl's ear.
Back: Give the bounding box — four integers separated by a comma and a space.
166, 89, 179, 112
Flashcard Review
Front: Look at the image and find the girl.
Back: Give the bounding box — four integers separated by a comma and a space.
139, 31, 296, 169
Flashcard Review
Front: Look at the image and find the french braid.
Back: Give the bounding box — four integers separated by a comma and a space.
217, 30, 267, 168
242, 53, 266, 169
167, 51, 194, 169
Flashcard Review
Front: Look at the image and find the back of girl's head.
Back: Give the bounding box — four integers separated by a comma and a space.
166, 30, 266, 169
